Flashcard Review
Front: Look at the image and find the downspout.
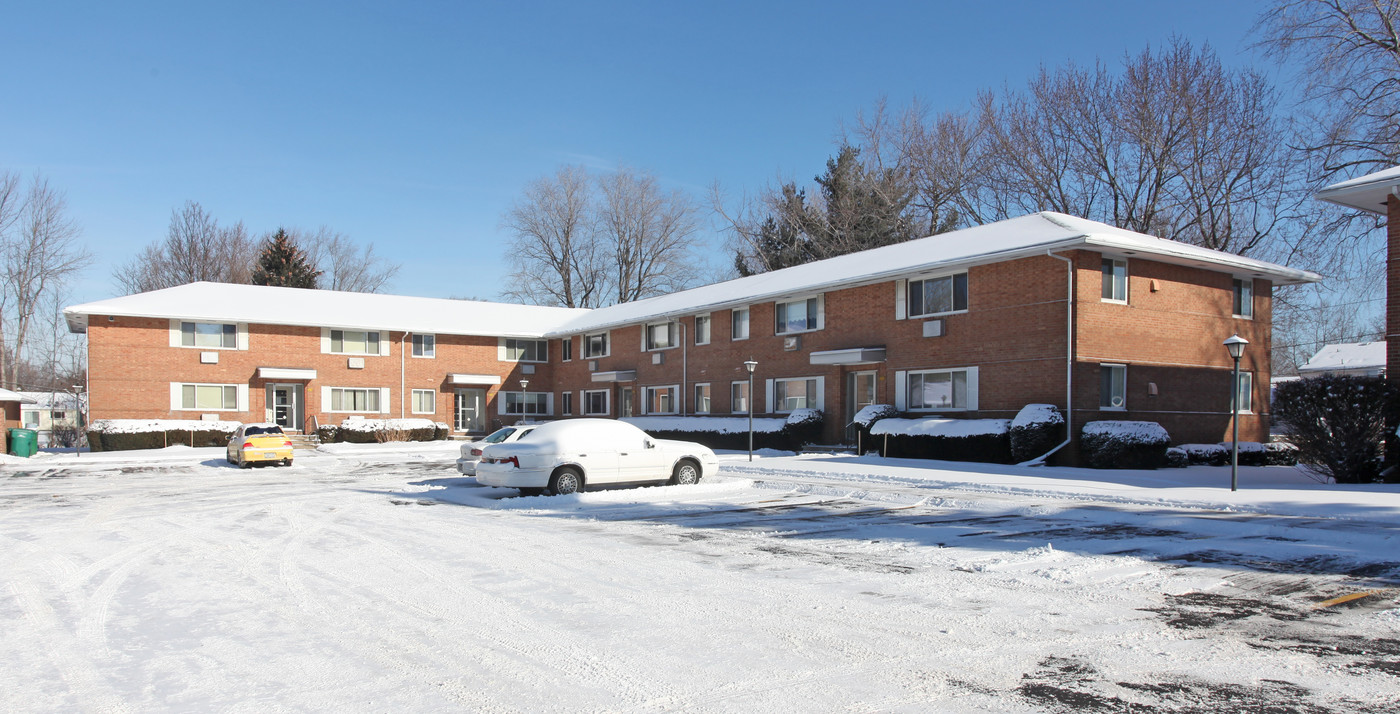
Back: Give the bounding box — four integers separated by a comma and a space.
680, 319, 688, 414
1022, 251, 1075, 466
400, 331, 409, 419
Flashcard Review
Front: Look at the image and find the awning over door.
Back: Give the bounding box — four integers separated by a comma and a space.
809, 347, 886, 366
449, 373, 502, 385
257, 367, 317, 380
591, 370, 637, 383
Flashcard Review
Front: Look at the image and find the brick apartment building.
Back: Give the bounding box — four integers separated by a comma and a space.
65, 212, 1318, 453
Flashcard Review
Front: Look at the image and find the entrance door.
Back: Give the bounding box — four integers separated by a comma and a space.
845, 371, 877, 442
455, 388, 486, 433
619, 386, 635, 418
269, 384, 303, 431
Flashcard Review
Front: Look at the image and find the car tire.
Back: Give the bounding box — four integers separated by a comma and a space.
238, 457, 250, 469
281, 459, 292, 467
549, 467, 583, 496
670, 459, 700, 486
517, 487, 545, 497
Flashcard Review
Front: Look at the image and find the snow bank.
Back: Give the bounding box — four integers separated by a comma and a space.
871, 418, 1010, 438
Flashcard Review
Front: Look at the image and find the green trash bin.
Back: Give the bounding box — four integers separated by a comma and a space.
8, 428, 37, 458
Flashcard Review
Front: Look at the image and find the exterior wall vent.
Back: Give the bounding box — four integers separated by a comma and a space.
923, 320, 943, 338
589, 360, 598, 371
783, 335, 801, 351
348, 357, 365, 369
652, 352, 664, 365
522, 364, 536, 375
200, 351, 219, 364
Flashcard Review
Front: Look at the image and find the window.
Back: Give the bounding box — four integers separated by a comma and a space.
182, 321, 237, 349
731, 381, 750, 414
22, 411, 39, 428
561, 338, 572, 362
51, 411, 65, 420
182, 383, 237, 410
1233, 372, 1253, 413
503, 392, 549, 415
1100, 364, 1126, 410
584, 332, 610, 358
732, 308, 749, 340
644, 385, 678, 414
330, 387, 381, 412
694, 383, 711, 414
584, 389, 610, 415
1232, 278, 1253, 318
694, 315, 711, 345
775, 296, 821, 334
331, 330, 381, 355
412, 389, 435, 414
774, 377, 818, 412
412, 334, 435, 358
505, 338, 547, 362
561, 391, 573, 415
645, 322, 677, 351
908, 274, 968, 317
1101, 259, 1127, 302
907, 369, 970, 411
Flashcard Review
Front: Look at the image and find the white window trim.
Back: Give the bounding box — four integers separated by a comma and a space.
1101, 258, 1129, 305
903, 273, 969, 319
498, 391, 553, 416
773, 295, 825, 335
321, 386, 392, 414
170, 382, 248, 412
499, 337, 549, 363
1099, 363, 1127, 411
583, 331, 611, 359
694, 314, 711, 345
642, 384, 680, 415
411, 389, 436, 414
730, 380, 751, 414
169, 319, 247, 351
411, 334, 436, 359
893, 367, 979, 412
694, 382, 711, 414
321, 328, 389, 356
583, 389, 611, 416
1232, 277, 1254, 320
643, 321, 680, 352
766, 376, 826, 414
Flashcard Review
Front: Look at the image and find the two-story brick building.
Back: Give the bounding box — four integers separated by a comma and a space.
66, 212, 1319, 455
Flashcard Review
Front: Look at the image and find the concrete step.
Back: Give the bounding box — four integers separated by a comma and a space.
286, 434, 321, 451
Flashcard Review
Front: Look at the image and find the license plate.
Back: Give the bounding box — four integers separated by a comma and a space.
263, 452, 277, 458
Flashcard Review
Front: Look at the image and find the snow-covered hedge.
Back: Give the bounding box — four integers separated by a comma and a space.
1080, 421, 1170, 469
87, 419, 240, 452
1164, 446, 1189, 468
1264, 441, 1299, 467
869, 417, 1013, 463
848, 404, 899, 454
318, 418, 449, 444
1176, 441, 1294, 467
1009, 404, 1065, 463
1178, 443, 1229, 467
620, 410, 824, 452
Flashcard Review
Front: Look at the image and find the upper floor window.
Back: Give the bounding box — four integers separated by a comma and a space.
506, 338, 547, 362
584, 332, 610, 359
561, 338, 573, 362
1100, 364, 1126, 410
1232, 278, 1253, 319
331, 329, 380, 355
908, 369, 969, 411
694, 314, 711, 345
182, 321, 236, 349
775, 296, 822, 334
412, 334, 435, 358
908, 274, 967, 317
1102, 259, 1127, 303
645, 322, 677, 351
732, 307, 750, 340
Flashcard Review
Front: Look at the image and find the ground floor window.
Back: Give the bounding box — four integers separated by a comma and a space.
330, 387, 381, 412
731, 381, 749, 414
1100, 364, 1126, 410
561, 391, 573, 415
694, 383, 711, 414
412, 389, 435, 414
774, 377, 818, 412
584, 389, 610, 415
644, 385, 678, 414
1234, 372, 1253, 413
907, 369, 969, 411
181, 383, 237, 410
503, 392, 549, 415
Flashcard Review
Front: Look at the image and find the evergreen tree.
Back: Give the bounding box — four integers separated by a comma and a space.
251, 229, 321, 288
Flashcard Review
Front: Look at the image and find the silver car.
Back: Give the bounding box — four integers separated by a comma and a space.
456, 425, 537, 476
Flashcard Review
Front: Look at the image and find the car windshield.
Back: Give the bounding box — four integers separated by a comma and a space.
245, 426, 283, 436
482, 427, 517, 443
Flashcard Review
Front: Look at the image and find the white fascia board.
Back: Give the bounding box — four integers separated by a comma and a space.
449, 373, 503, 385
257, 367, 318, 380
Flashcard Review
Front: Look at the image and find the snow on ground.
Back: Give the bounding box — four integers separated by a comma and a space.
2, 445, 1399, 712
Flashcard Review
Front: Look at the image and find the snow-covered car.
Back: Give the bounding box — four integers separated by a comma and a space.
475, 418, 719, 496
226, 423, 294, 468
455, 424, 538, 476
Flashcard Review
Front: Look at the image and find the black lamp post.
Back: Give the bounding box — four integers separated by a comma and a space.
1223, 334, 1248, 492
744, 359, 758, 461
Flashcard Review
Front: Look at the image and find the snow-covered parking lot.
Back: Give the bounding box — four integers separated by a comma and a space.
3, 443, 1400, 712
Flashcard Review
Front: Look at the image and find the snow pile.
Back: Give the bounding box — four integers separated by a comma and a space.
622, 416, 787, 434
850, 404, 898, 428
871, 418, 1010, 437
88, 418, 241, 434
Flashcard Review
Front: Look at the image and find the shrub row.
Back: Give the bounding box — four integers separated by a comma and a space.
621, 410, 824, 452
86, 420, 240, 452
317, 418, 450, 444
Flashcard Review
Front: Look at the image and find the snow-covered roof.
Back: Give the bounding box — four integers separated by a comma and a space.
64, 282, 590, 338
15, 391, 82, 410
548, 212, 1321, 336
1298, 341, 1387, 374
1315, 165, 1400, 214
0, 388, 36, 404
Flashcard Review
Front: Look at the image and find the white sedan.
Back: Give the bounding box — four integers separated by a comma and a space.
455, 424, 537, 476
475, 418, 719, 496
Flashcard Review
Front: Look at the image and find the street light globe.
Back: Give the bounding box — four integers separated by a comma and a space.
1223, 334, 1248, 359
743, 360, 758, 374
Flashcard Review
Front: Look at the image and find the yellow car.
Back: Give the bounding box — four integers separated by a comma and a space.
227, 423, 294, 468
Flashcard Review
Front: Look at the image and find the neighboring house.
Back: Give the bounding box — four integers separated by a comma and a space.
0, 388, 38, 454
65, 211, 1319, 457
17, 391, 85, 447
1297, 342, 1386, 378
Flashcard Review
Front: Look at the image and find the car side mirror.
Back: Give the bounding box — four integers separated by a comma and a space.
645, 439, 656, 449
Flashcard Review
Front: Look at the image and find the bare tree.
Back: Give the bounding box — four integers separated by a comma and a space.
501, 166, 608, 308
597, 167, 701, 303
112, 201, 253, 294
1, 174, 91, 389
290, 227, 400, 293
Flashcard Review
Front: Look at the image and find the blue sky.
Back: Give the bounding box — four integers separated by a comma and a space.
2, 1, 1270, 305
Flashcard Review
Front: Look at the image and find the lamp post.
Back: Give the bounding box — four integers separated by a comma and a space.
1223, 334, 1248, 492
519, 379, 529, 421
71, 385, 84, 458
744, 359, 758, 462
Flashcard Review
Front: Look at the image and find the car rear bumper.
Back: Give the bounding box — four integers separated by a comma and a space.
455, 457, 478, 476
243, 448, 293, 463
475, 464, 551, 489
